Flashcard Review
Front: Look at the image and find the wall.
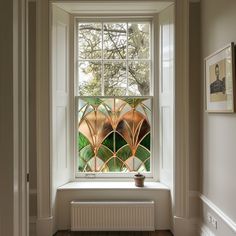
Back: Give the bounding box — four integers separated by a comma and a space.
0, 1, 14, 235
57, 188, 171, 230
201, 0, 236, 235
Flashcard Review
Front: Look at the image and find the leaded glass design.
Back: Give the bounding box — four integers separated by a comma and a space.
77, 98, 151, 172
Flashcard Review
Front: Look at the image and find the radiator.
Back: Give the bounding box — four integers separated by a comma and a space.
71, 201, 155, 231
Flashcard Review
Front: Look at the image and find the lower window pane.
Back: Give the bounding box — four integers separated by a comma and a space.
77, 97, 152, 173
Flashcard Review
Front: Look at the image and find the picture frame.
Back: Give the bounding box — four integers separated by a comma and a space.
205, 42, 236, 113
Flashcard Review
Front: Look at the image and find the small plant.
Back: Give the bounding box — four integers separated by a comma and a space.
134, 172, 145, 187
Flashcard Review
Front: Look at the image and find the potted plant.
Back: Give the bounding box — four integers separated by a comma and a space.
134, 172, 145, 187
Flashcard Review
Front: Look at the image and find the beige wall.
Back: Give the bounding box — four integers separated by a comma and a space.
201, 0, 236, 234
0, 1, 14, 235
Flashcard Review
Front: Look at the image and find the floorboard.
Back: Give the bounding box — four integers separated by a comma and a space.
55, 230, 173, 236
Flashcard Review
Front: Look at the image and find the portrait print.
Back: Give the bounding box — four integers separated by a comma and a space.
205, 43, 235, 113
209, 59, 227, 102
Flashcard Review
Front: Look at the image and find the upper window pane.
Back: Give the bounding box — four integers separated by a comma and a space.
128, 61, 150, 96
78, 23, 102, 59
128, 23, 150, 59
104, 62, 126, 96
77, 20, 151, 96
103, 23, 127, 59
78, 61, 102, 96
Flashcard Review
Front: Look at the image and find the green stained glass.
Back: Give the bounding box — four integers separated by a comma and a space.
78, 97, 152, 172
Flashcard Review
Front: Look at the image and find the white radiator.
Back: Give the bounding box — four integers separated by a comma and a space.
71, 201, 155, 231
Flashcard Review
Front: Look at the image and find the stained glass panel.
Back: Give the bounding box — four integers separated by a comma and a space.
77, 97, 151, 173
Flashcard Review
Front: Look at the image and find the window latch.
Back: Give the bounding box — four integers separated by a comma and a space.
85, 173, 96, 178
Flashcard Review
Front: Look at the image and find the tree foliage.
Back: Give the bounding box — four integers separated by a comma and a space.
78, 22, 150, 96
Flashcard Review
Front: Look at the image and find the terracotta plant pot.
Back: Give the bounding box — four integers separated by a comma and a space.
134, 173, 145, 187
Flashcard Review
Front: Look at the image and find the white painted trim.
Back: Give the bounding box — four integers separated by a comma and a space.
36, 0, 52, 219
199, 223, 216, 236
57, 181, 169, 190
13, 0, 20, 235
29, 189, 37, 195
189, 0, 200, 3
189, 190, 200, 198
53, 1, 174, 14
36, 217, 53, 236
200, 194, 236, 233
174, 0, 190, 218
36, 0, 53, 236
174, 216, 199, 236
13, 0, 29, 235
30, 216, 37, 224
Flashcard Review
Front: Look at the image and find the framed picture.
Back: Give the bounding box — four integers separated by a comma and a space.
205, 42, 236, 113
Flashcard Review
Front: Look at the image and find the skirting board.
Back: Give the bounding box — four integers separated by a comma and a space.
174, 216, 199, 236
200, 194, 236, 233
199, 224, 215, 236
36, 216, 53, 236
30, 216, 37, 236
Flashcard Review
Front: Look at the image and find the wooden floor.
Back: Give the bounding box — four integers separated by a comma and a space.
55, 231, 173, 236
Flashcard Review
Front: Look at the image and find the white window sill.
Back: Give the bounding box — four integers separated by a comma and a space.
57, 181, 170, 191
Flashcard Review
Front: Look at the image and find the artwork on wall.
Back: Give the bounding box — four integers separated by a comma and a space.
205, 42, 236, 113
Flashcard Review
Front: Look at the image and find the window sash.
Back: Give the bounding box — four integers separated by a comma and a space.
75, 96, 154, 177
74, 18, 157, 179
76, 20, 152, 96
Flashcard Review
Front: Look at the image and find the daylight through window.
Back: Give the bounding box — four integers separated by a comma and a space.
76, 20, 153, 174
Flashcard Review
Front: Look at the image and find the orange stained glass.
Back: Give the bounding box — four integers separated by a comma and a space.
77, 97, 151, 173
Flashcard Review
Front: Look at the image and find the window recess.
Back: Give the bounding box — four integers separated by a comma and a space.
75, 19, 156, 178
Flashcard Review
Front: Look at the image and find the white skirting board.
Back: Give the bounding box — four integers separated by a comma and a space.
173, 216, 199, 236
71, 201, 155, 231
199, 224, 215, 236
200, 194, 236, 233
36, 216, 53, 236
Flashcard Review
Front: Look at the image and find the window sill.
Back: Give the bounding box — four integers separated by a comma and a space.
57, 181, 169, 191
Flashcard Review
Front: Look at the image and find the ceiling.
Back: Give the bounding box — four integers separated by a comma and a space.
54, 1, 174, 14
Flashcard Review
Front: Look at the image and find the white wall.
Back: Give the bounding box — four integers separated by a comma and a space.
201, 0, 236, 235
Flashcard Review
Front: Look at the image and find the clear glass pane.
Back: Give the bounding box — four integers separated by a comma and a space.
104, 62, 126, 96
78, 61, 102, 96
78, 23, 102, 59
128, 61, 150, 95
77, 97, 152, 173
103, 23, 127, 59
128, 23, 150, 59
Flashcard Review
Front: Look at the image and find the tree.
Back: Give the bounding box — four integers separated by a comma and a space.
78, 22, 150, 96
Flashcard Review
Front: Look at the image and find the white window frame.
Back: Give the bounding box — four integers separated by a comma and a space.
73, 16, 159, 180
